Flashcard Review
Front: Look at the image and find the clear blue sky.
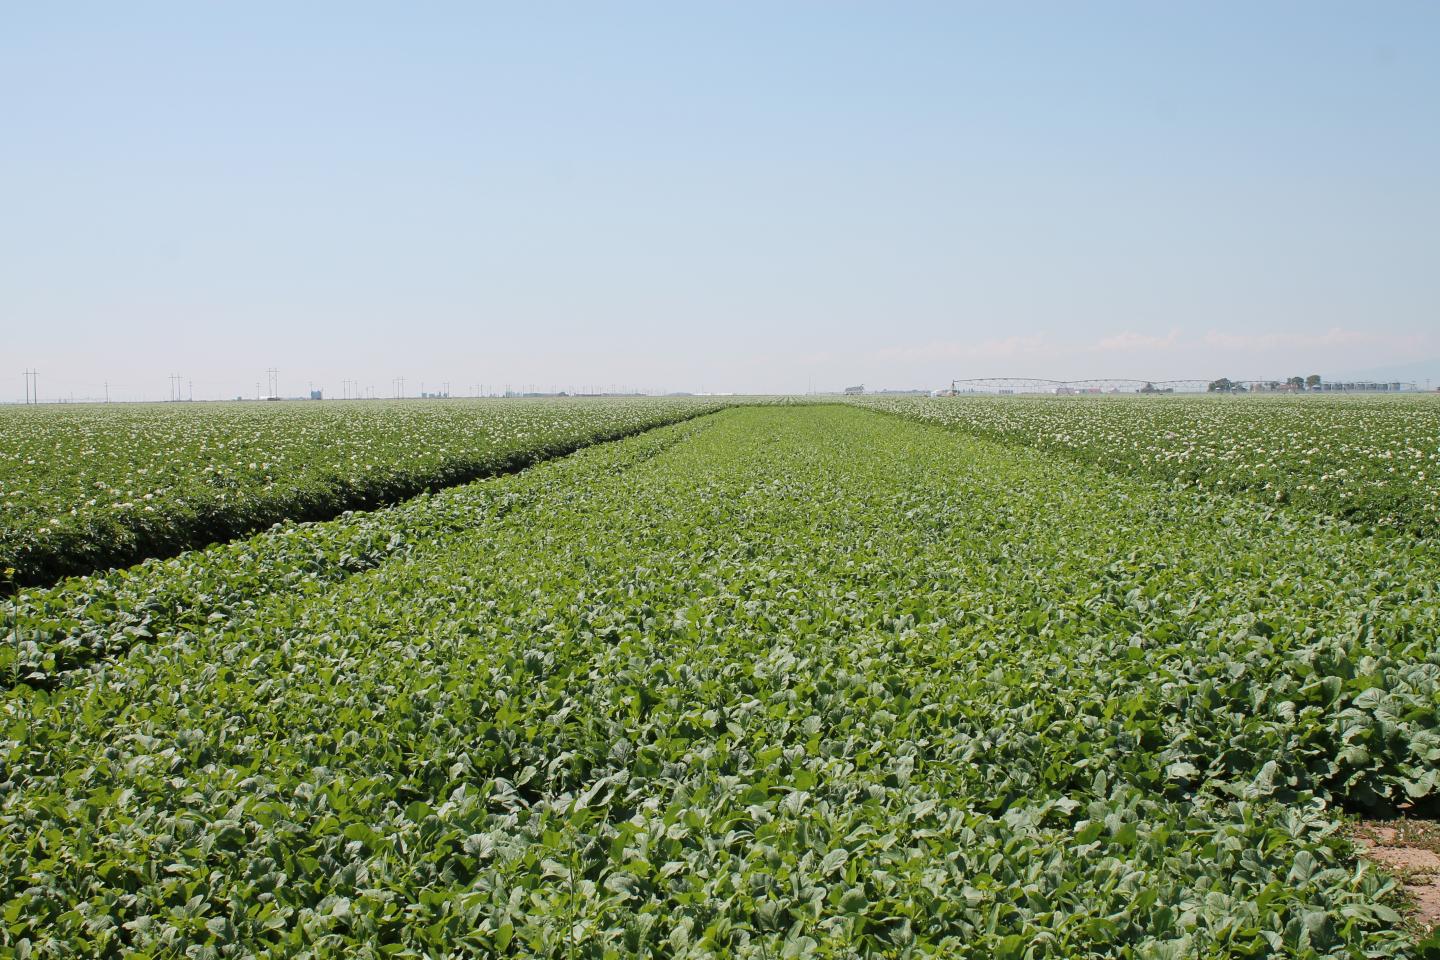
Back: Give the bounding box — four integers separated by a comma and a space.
4, 2, 1437, 399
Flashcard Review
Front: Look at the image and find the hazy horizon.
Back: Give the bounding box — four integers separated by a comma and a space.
5, 3, 1437, 401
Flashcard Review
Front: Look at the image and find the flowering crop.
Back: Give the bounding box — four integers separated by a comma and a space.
851, 394, 1440, 535
0, 398, 723, 586
3, 405, 1435, 956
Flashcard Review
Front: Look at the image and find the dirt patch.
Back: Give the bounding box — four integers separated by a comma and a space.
1353, 819, 1440, 932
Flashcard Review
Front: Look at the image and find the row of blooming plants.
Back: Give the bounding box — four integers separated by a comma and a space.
0, 397, 725, 586
3, 405, 1437, 955
850, 393, 1440, 535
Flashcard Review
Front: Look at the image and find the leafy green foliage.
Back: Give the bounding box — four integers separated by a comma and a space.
0, 398, 723, 586
1, 405, 1434, 956
851, 394, 1440, 535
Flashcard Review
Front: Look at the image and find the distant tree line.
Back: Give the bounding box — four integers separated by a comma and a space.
1208, 375, 1321, 393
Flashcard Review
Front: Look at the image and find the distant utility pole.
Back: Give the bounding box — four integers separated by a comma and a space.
104, 381, 110, 403
168, 374, 183, 402
23, 369, 37, 404
266, 368, 279, 399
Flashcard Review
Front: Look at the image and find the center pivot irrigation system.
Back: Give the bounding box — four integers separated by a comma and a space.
946, 377, 1419, 394
949, 378, 1211, 394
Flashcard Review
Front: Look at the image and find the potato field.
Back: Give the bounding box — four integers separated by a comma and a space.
3, 397, 1440, 957
850, 395, 1440, 536
0, 399, 723, 588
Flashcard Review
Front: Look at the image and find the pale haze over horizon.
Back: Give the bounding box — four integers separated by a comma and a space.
4, 2, 1438, 401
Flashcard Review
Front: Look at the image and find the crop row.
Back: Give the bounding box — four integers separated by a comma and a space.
0, 398, 724, 587
3, 406, 1437, 956
850, 394, 1440, 536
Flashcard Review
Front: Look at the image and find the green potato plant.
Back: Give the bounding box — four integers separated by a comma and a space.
0, 398, 725, 587
850, 394, 1440, 536
2, 404, 1436, 957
